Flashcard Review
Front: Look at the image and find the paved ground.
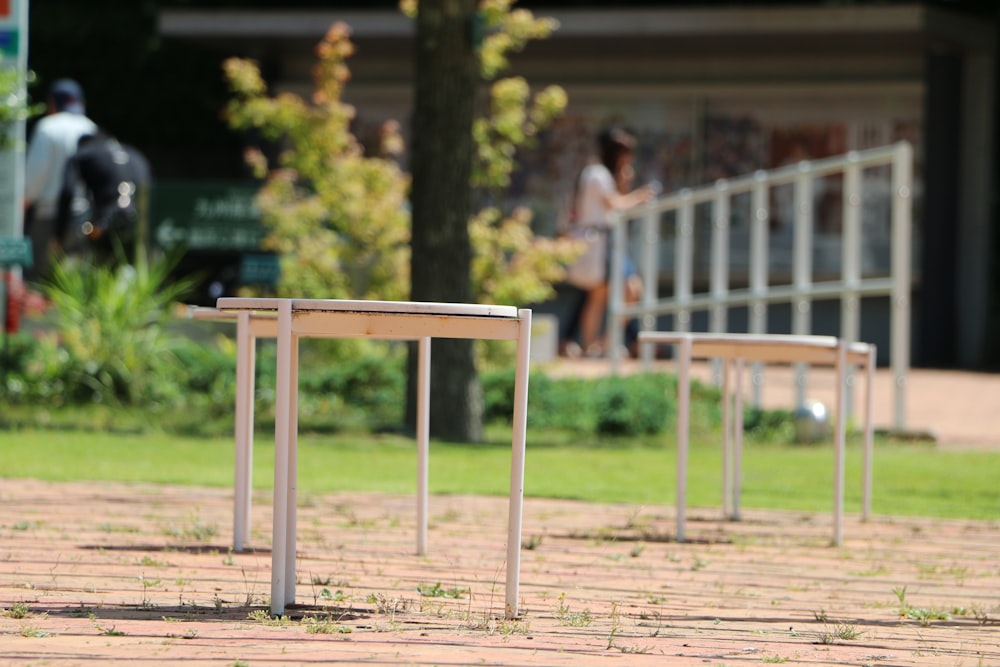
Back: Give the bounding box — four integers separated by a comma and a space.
1, 479, 998, 666
4, 305, 999, 664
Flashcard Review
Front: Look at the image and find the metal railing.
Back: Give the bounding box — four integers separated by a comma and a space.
608, 141, 913, 430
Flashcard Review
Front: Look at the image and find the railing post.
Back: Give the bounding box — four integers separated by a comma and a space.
792, 161, 814, 408
676, 190, 694, 334
891, 141, 913, 430
710, 180, 731, 336
841, 151, 863, 416
710, 181, 731, 384
750, 171, 769, 407
609, 211, 627, 374
640, 209, 660, 366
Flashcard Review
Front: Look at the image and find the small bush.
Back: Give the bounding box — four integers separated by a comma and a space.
743, 407, 796, 442
483, 370, 676, 436
298, 349, 406, 431
593, 374, 673, 436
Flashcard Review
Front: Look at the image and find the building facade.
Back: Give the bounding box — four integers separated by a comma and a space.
158, 2, 998, 368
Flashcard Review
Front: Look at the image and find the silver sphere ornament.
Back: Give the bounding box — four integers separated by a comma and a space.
794, 400, 829, 443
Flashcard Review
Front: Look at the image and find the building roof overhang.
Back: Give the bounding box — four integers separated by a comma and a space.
158, 4, 992, 50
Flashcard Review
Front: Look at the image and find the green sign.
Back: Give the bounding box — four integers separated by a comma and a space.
239, 253, 280, 285
153, 181, 266, 252
0, 236, 31, 267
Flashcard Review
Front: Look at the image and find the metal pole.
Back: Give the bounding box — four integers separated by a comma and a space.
749, 172, 769, 407
792, 163, 814, 408
841, 152, 863, 416
710, 182, 731, 335
609, 212, 626, 374
416, 336, 431, 556
639, 210, 659, 366
676, 190, 694, 333
891, 142, 913, 431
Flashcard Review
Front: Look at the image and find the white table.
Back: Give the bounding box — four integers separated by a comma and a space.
637, 332, 875, 546
216, 298, 532, 618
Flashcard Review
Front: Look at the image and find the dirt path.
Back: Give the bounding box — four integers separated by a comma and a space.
1, 479, 998, 666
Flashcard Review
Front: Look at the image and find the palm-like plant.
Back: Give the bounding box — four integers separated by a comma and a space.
43, 250, 194, 406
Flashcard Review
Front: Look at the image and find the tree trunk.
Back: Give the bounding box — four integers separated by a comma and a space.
407, 0, 483, 442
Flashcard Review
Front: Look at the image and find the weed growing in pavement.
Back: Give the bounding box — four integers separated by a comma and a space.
605, 601, 653, 653
166, 628, 199, 639
892, 584, 951, 625
19, 623, 52, 638
555, 592, 593, 627
238, 567, 262, 608
162, 513, 218, 543
618, 644, 653, 654
492, 617, 532, 637
139, 574, 161, 608
321, 588, 347, 603
850, 564, 889, 577
605, 601, 622, 649
606, 604, 656, 653
247, 609, 293, 626
367, 592, 411, 617
817, 622, 862, 644
4, 601, 30, 618
907, 606, 952, 626
99, 523, 140, 534
970, 604, 998, 625
417, 582, 470, 599
91, 616, 126, 636
522, 534, 543, 550
303, 615, 351, 634
892, 584, 908, 612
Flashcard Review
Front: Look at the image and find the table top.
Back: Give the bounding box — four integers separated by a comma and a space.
638, 331, 868, 349
637, 331, 873, 364
217, 297, 521, 319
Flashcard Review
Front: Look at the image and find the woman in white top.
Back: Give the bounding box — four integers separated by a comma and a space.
573, 127, 654, 356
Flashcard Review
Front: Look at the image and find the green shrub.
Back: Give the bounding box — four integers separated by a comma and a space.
0, 332, 81, 405
593, 374, 674, 436
483, 369, 676, 436
743, 406, 796, 442
41, 252, 196, 407
483, 369, 597, 431
297, 347, 406, 431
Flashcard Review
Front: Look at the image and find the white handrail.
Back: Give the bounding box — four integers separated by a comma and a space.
610, 141, 913, 430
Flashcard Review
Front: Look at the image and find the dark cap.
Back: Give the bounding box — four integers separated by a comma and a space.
49, 78, 86, 114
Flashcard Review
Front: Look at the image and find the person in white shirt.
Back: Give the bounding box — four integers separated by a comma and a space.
24, 78, 97, 282
571, 127, 654, 356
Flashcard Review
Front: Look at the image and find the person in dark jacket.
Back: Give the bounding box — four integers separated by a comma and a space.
58, 130, 151, 266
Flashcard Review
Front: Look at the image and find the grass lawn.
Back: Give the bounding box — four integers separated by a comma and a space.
0, 428, 996, 520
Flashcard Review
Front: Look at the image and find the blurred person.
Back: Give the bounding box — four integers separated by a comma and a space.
568, 126, 654, 357
58, 130, 151, 267
23, 78, 97, 282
